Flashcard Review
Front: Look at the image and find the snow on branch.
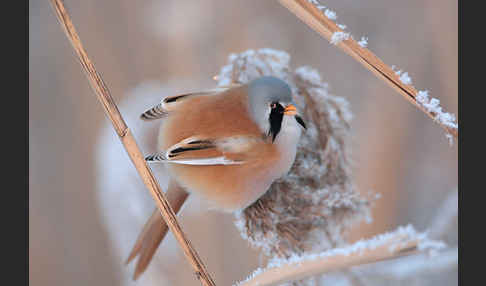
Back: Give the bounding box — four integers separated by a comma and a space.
278, 0, 458, 142
330, 31, 350, 45
235, 225, 446, 286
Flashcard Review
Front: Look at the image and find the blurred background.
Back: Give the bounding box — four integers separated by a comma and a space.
29, 0, 458, 285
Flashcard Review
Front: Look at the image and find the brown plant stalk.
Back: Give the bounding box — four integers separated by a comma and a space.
278, 0, 458, 139
48, 1, 215, 285
237, 232, 422, 286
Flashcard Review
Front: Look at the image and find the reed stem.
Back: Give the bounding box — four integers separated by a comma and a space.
238, 232, 421, 286
48, 1, 216, 285
279, 0, 458, 139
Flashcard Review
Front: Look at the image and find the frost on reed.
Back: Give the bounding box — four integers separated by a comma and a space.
216, 49, 371, 260
307, 0, 366, 48
236, 225, 447, 286
281, 0, 459, 142
310, 0, 459, 141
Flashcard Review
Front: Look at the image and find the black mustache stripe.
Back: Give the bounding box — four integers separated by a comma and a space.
268, 102, 284, 142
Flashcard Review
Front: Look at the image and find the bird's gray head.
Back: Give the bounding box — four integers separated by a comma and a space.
247, 76, 306, 141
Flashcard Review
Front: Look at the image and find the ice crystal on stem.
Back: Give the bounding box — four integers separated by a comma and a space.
330, 31, 350, 45
358, 37, 368, 48
324, 9, 337, 20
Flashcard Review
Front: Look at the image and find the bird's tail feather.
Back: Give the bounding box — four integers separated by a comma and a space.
126, 180, 189, 280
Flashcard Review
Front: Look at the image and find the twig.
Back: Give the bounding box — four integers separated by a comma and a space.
236, 226, 439, 286
278, 0, 458, 139
48, 1, 216, 285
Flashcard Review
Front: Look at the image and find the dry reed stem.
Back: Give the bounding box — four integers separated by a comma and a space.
49, 1, 215, 285
238, 233, 420, 286
278, 0, 458, 139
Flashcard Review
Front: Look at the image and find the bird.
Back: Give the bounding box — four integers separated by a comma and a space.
126, 76, 307, 279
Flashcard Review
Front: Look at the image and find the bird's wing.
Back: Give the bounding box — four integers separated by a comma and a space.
145, 135, 262, 165
140, 84, 241, 121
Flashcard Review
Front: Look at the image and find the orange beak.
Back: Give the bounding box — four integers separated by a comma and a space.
283, 104, 297, 115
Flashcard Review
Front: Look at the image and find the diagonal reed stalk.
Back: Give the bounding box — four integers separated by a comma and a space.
278, 0, 458, 139
48, 1, 216, 285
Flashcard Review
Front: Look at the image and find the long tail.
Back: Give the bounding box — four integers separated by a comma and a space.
126, 180, 189, 280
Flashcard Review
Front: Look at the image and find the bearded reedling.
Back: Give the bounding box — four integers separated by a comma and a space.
126, 76, 307, 279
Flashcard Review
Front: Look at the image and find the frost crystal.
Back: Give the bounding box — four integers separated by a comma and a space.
416, 90, 430, 103
391, 69, 458, 140
330, 32, 350, 45
392, 67, 413, 85
399, 72, 412, 85
306, 0, 370, 51
416, 90, 458, 131
219, 49, 370, 265
324, 9, 337, 20
358, 36, 368, 48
